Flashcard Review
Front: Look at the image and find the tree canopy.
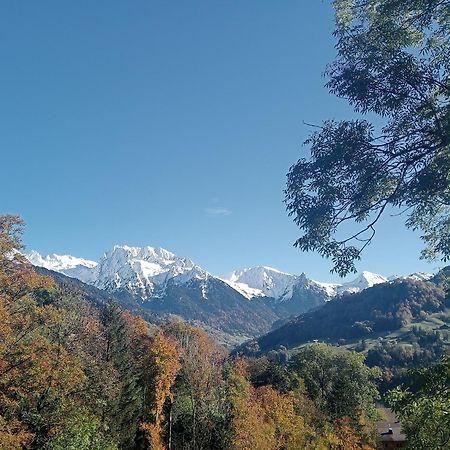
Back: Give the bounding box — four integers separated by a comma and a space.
289, 344, 380, 425
285, 0, 450, 275
0, 214, 381, 449
387, 357, 450, 449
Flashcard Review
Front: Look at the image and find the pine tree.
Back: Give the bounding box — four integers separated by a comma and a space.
101, 301, 143, 449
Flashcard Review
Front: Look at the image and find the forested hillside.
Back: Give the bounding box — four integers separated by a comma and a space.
241, 278, 449, 354
236, 275, 450, 401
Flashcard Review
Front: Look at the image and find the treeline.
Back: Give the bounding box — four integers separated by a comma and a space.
2, 216, 449, 449
0, 220, 383, 450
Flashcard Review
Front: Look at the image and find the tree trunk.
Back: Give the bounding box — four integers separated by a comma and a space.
192, 399, 197, 450
168, 400, 173, 450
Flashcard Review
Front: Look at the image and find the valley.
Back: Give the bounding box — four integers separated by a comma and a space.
26, 245, 429, 346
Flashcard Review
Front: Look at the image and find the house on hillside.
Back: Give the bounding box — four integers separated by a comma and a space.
377, 407, 406, 449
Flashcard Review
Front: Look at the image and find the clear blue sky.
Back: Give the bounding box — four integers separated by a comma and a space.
0, 1, 441, 281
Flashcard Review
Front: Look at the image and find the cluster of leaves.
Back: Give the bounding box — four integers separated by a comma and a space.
225, 352, 377, 450
249, 346, 380, 436
286, 0, 450, 275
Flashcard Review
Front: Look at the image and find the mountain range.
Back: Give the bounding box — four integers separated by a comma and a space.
25, 245, 433, 343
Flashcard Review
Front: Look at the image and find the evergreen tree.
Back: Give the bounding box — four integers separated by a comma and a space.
101, 302, 143, 449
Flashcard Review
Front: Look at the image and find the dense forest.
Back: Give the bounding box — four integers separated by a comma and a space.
1, 215, 385, 449
1, 217, 450, 449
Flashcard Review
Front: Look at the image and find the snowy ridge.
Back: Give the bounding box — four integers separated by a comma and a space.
25, 246, 433, 303
26, 250, 97, 270
337, 271, 389, 295
313, 271, 389, 297
93, 245, 208, 298
26, 245, 209, 299
222, 266, 299, 301
389, 272, 433, 282
221, 280, 264, 299
311, 281, 341, 297
222, 268, 390, 301
26, 250, 98, 284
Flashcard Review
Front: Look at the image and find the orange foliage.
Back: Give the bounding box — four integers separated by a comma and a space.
148, 330, 181, 420
140, 421, 165, 450
0, 417, 34, 450
228, 360, 318, 450
0, 215, 83, 447
326, 418, 375, 450
141, 329, 181, 449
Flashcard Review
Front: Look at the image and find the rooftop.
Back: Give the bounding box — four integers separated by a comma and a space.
377, 407, 407, 442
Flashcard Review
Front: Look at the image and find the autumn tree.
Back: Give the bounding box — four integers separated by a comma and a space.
101, 301, 143, 449
326, 418, 375, 450
246, 355, 299, 393
0, 216, 89, 448
225, 358, 278, 450
141, 329, 181, 450
286, 0, 450, 275
225, 357, 332, 450
162, 321, 226, 450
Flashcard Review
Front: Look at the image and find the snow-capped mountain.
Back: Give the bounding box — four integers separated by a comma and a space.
335, 271, 389, 295
222, 266, 301, 301
93, 245, 209, 299
389, 272, 433, 282
26, 246, 209, 300
26, 245, 433, 326
26, 250, 98, 284
25, 245, 437, 342
222, 267, 390, 301
221, 267, 333, 316
25, 247, 397, 303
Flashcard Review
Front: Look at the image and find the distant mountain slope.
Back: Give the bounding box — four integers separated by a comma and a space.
238, 278, 448, 355
222, 266, 393, 300
26, 247, 401, 306
34, 266, 158, 321
26, 247, 331, 334
93, 245, 210, 299
222, 266, 330, 316
28, 251, 98, 284
27, 246, 436, 343
35, 265, 278, 343
222, 266, 302, 300
335, 271, 389, 295
118, 277, 279, 336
